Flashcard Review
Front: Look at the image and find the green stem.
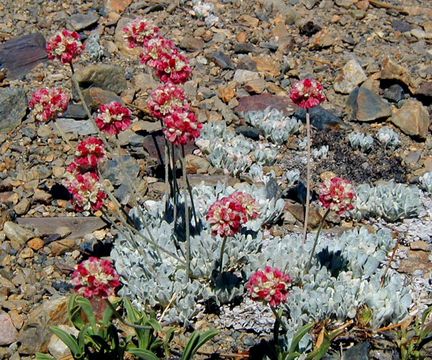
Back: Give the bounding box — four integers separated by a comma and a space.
304, 208, 330, 274
104, 299, 152, 330
181, 145, 191, 280
302, 109, 312, 244
218, 236, 228, 274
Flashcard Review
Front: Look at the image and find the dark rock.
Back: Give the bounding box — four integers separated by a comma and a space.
56, 118, 98, 135
383, 84, 404, 102
0, 33, 47, 79
415, 81, 432, 98
235, 125, 261, 140
294, 106, 345, 130
299, 21, 321, 37
391, 20, 412, 33
0, 88, 27, 131
74, 64, 127, 94
265, 177, 282, 199
101, 155, 140, 186
61, 103, 87, 119
233, 43, 257, 54
342, 341, 370, 359
348, 87, 392, 122
209, 51, 235, 70
68, 12, 100, 31
236, 56, 258, 71
235, 93, 295, 116
0, 312, 18, 346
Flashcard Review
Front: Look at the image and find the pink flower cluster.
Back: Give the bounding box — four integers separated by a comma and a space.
68, 136, 106, 173
319, 177, 356, 215
289, 78, 326, 109
163, 107, 202, 146
64, 171, 107, 212
206, 191, 259, 237
46, 29, 85, 64
140, 35, 192, 84
71, 257, 121, 299
123, 18, 160, 48
95, 102, 132, 136
247, 266, 292, 307
29, 87, 69, 123
147, 83, 187, 119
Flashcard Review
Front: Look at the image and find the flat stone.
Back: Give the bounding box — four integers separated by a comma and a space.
74, 64, 127, 94
3, 221, 35, 249
390, 99, 430, 140
348, 87, 392, 122
16, 216, 106, 240
0, 312, 18, 346
48, 325, 78, 359
0, 88, 27, 131
179, 36, 205, 52
68, 12, 99, 31
392, 20, 412, 33
235, 93, 295, 116
56, 118, 98, 135
285, 201, 321, 228
0, 33, 47, 79
381, 57, 416, 92
399, 250, 432, 274
209, 51, 235, 70
61, 103, 87, 119
185, 154, 211, 174
244, 78, 267, 94
252, 55, 280, 77
410, 241, 430, 251
334, 59, 367, 94
233, 70, 260, 84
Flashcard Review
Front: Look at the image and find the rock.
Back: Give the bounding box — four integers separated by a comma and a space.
0, 88, 27, 131
390, 99, 430, 140
101, 155, 140, 186
381, 57, 416, 92
0, 312, 18, 346
285, 202, 321, 228
299, 21, 321, 37
383, 84, 404, 102
27, 238, 45, 251
0, 33, 47, 79
239, 15, 259, 27
179, 36, 204, 52
18, 297, 68, 354
218, 84, 237, 103
294, 107, 345, 130
19, 247, 34, 259
74, 64, 127, 94
302, 0, 319, 10
3, 221, 35, 249
244, 78, 267, 94
48, 325, 78, 359
399, 250, 432, 274
235, 93, 295, 115
233, 43, 256, 54
185, 154, 211, 174
415, 81, 432, 98
252, 55, 280, 77
209, 51, 235, 70
310, 28, 336, 49
82, 87, 123, 110
114, 16, 140, 57
62, 104, 87, 119
105, 0, 133, 13
233, 70, 260, 84
56, 118, 98, 135
392, 20, 412, 33
34, 189, 52, 204
133, 73, 158, 93
335, 0, 354, 9
334, 59, 367, 94
14, 198, 31, 216
410, 241, 430, 251
50, 239, 77, 257
235, 125, 261, 140
348, 87, 392, 122
68, 12, 99, 31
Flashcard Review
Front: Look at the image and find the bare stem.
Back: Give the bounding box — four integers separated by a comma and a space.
53, 121, 73, 149
380, 237, 400, 286
218, 236, 228, 274
302, 109, 312, 244
181, 145, 191, 280
304, 208, 330, 274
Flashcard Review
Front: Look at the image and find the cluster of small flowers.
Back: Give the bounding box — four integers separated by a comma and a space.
95, 101, 132, 136
46, 29, 85, 65
206, 191, 259, 237
163, 108, 202, 146
247, 266, 292, 307
319, 177, 356, 215
289, 78, 326, 109
123, 18, 192, 84
67, 137, 106, 173
64, 171, 107, 213
71, 257, 121, 299
147, 83, 187, 119
28, 87, 70, 123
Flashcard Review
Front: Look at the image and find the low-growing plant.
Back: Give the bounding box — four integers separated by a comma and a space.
348, 131, 374, 152
419, 172, 432, 194
376, 127, 401, 149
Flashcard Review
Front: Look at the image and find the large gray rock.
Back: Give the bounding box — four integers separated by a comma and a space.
0, 88, 27, 131
0, 312, 18, 346
73, 64, 127, 94
348, 87, 391, 122
391, 99, 430, 140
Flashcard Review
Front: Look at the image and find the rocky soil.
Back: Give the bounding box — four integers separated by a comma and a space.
0, 0, 431, 358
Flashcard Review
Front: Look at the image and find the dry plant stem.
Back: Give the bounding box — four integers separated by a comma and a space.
170, 144, 179, 224
104, 299, 153, 330
305, 208, 330, 274
159, 293, 177, 323
184, 167, 199, 230
218, 236, 228, 274
53, 121, 74, 149
302, 109, 312, 244
181, 145, 191, 280
380, 237, 400, 286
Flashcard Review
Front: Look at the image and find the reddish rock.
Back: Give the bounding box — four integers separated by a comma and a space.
391, 99, 430, 139
105, 0, 133, 13
0, 312, 18, 346
235, 93, 296, 115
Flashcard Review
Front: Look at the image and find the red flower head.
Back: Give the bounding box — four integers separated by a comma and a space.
206, 196, 248, 237
29, 87, 69, 123
46, 29, 84, 64
163, 107, 202, 145
64, 171, 107, 212
123, 18, 160, 49
68, 137, 106, 173
95, 102, 132, 136
71, 257, 121, 299
229, 191, 260, 220
289, 78, 325, 109
147, 83, 187, 119
247, 266, 292, 307
140, 35, 192, 84
319, 177, 356, 215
